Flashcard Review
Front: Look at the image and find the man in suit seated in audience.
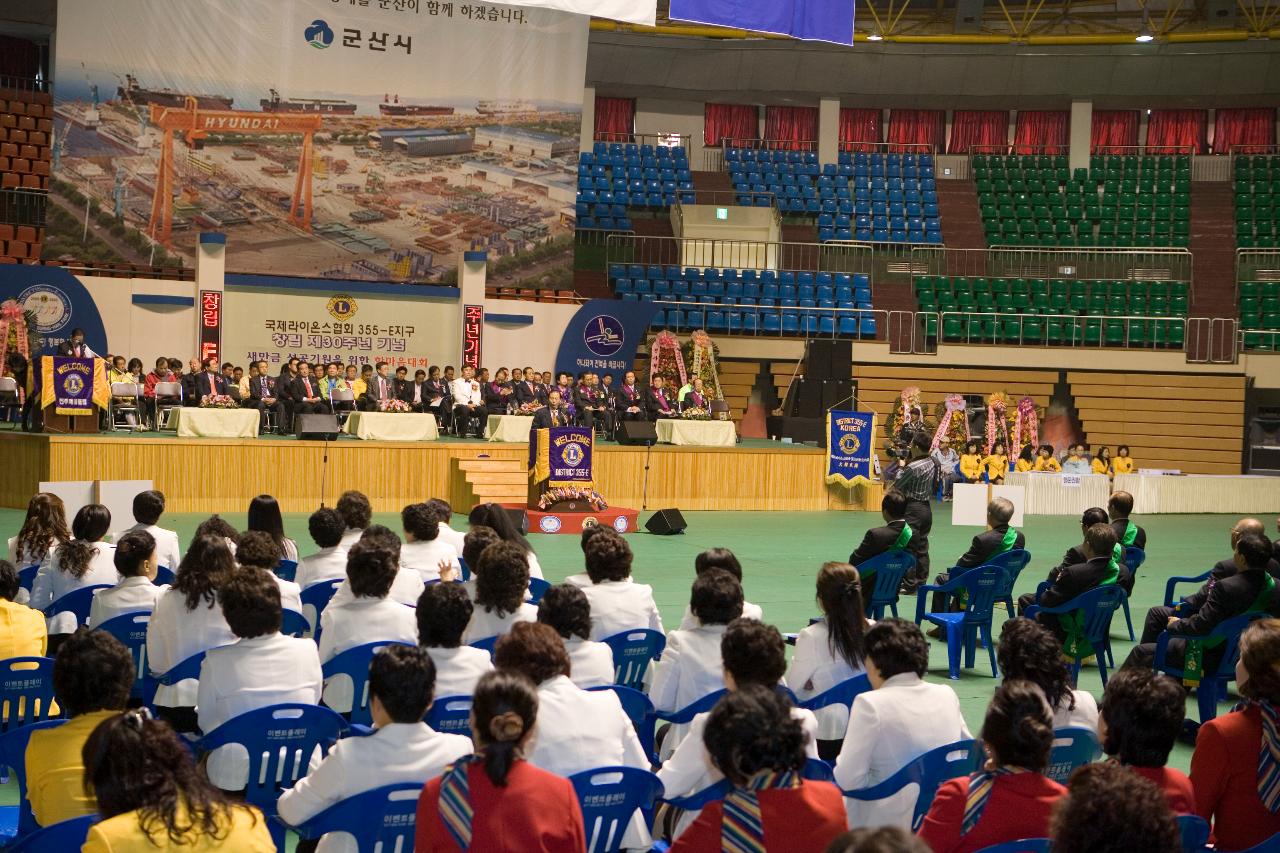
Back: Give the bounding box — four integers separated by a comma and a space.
574, 372, 610, 434
645, 375, 677, 419
514, 367, 541, 409
451, 365, 485, 438
277, 645, 472, 849
289, 362, 325, 418
532, 389, 572, 429
362, 362, 396, 411
248, 360, 286, 435
1033, 522, 1131, 642
183, 358, 224, 405
848, 491, 911, 581
1108, 490, 1147, 554
929, 497, 1024, 615
1017, 507, 1110, 615
613, 370, 647, 425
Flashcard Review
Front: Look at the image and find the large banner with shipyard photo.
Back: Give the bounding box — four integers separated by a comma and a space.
49, 0, 586, 283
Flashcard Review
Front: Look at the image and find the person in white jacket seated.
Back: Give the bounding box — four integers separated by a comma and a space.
462, 542, 537, 645
493, 621, 652, 848
786, 562, 872, 761
110, 489, 181, 574
328, 526, 424, 610
650, 569, 744, 759
234, 530, 303, 617
996, 615, 1099, 731
677, 548, 765, 629
536, 583, 615, 689
31, 503, 118, 651
8, 492, 71, 606
318, 540, 419, 713
657, 618, 819, 840
336, 491, 372, 551
197, 568, 323, 792
416, 582, 493, 698
296, 508, 351, 592
277, 644, 473, 852
426, 497, 466, 557
89, 529, 166, 628
399, 502, 461, 583
576, 529, 664, 641
833, 618, 972, 830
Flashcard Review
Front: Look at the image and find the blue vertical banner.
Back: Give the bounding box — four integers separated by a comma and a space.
669, 0, 855, 45
826, 410, 876, 486
554, 299, 656, 383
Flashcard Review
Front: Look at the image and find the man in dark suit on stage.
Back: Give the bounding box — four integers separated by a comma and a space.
849, 491, 911, 568
393, 365, 412, 405
532, 389, 572, 429
290, 362, 325, 417
248, 360, 286, 434
55, 328, 97, 358
614, 370, 646, 424
1034, 523, 1131, 642
514, 368, 541, 408
363, 362, 395, 411
645, 375, 676, 420
184, 358, 228, 406
1108, 490, 1147, 552
574, 373, 610, 435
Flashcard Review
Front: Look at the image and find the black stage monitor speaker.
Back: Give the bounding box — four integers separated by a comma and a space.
645, 508, 687, 535
296, 414, 340, 440
617, 420, 658, 446
503, 507, 529, 536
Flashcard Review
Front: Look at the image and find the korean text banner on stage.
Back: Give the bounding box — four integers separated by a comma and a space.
41, 357, 109, 416
529, 426, 593, 488
52, 0, 587, 283
826, 410, 876, 486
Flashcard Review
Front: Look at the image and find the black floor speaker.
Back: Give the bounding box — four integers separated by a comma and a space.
296, 414, 340, 440
645, 508, 687, 535
617, 420, 658, 446
503, 507, 529, 536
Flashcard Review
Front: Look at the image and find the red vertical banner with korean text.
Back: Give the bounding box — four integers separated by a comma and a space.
462, 304, 484, 370
199, 290, 223, 364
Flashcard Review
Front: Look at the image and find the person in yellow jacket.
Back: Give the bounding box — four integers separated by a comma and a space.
1092, 446, 1113, 476
983, 441, 1009, 484
1112, 444, 1135, 474
1014, 445, 1036, 473
960, 440, 984, 483
1035, 445, 1062, 472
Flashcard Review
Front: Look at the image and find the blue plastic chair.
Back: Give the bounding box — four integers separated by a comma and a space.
655, 689, 726, 727
527, 577, 551, 604
1164, 570, 1211, 608
1237, 829, 1280, 852
0, 719, 63, 842
589, 684, 657, 764
987, 549, 1033, 616
281, 609, 310, 638
663, 758, 834, 810
43, 584, 113, 626
1120, 546, 1147, 640
8, 814, 98, 852
275, 559, 298, 583
854, 549, 916, 619
199, 703, 347, 850
301, 578, 343, 642
425, 694, 474, 739
16, 566, 37, 595
321, 641, 414, 725
795, 674, 871, 717
1154, 611, 1268, 727
1177, 815, 1211, 853
154, 565, 176, 586
914, 566, 1006, 679
842, 739, 979, 831
1043, 726, 1101, 784
569, 766, 663, 853
0, 657, 57, 734
972, 841, 1051, 853
96, 611, 156, 702
154, 649, 210, 688
602, 629, 666, 690
1025, 585, 1128, 686
285, 782, 421, 849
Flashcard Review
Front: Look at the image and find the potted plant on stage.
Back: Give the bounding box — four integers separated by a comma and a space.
200, 394, 239, 409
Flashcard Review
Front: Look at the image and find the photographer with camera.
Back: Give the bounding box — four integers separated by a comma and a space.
887, 432, 939, 592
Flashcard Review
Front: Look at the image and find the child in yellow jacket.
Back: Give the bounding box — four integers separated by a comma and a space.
959, 440, 984, 483
1035, 445, 1062, 472
983, 442, 1009, 484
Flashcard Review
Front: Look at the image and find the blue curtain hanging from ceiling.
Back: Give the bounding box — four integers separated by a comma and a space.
669, 0, 855, 46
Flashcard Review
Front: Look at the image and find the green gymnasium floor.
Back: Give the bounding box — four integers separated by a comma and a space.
3, 502, 1256, 786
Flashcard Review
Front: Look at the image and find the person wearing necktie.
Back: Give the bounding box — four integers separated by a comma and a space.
532, 390, 569, 429
450, 365, 485, 438
615, 370, 647, 425
290, 362, 324, 416
360, 362, 393, 411
249, 360, 286, 434
645, 375, 675, 421
514, 367, 541, 408
55, 328, 97, 358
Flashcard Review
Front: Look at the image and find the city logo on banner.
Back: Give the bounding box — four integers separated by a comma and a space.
19, 284, 72, 334
305, 19, 335, 48
583, 314, 624, 357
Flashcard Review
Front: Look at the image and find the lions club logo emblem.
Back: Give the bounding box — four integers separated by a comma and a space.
63, 374, 84, 395
562, 442, 584, 467
838, 433, 861, 456
326, 295, 357, 321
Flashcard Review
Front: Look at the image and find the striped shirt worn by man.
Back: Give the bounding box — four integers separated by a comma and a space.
894, 455, 939, 502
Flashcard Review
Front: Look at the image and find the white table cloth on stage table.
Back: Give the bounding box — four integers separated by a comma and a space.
1114, 473, 1280, 514
1004, 472, 1112, 516
485, 415, 534, 443
174, 408, 258, 438
654, 419, 737, 447
342, 412, 439, 442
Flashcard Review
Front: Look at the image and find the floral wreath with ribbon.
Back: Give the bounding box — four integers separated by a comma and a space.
1009, 395, 1040, 455
931, 393, 970, 451
884, 385, 927, 438
0, 300, 36, 403
684, 330, 722, 401
648, 330, 687, 389
984, 391, 1014, 455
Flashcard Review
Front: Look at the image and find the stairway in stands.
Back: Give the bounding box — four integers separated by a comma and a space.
1189, 182, 1238, 320
691, 170, 734, 199
935, 180, 989, 250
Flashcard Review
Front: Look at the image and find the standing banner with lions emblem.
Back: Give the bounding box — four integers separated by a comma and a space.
42, 357, 109, 416
826, 410, 876, 486
529, 425, 594, 489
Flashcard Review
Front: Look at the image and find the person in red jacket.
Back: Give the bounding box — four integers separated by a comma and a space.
669, 684, 846, 853
1191, 617, 1280, 851
917, 680, 1065, 853
415, 670, 586, 853
1051, 762, 1179, 853
1098, 667, 1196, 814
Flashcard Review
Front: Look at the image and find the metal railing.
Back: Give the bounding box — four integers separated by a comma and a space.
0, 75, 48, 95
1192, 155, 1232, 182
646, 296, 886, 340
670, 190, 782, 236
969, 145, 1068, 156
592, 132, 691, 155
837, 141, 937, 155
1227, 145, 1280, 156
604, 234, 874, 279
705, 138, 819, 171
909, 246, 1192, 285
0, 188, 46, 228
925, 311, 1193, 353
43, 260, 195, 281
1240, 328, 1280, 350
1088, 145, 1197, 157
1235, 248, 1280, 300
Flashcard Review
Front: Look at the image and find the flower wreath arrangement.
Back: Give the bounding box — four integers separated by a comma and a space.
930, 393, 970, 451
200, 394, 239, 409
517, 401, 544, 415
680, 406, 711, 421
1009, 395, 1040, 455
681, 330, 722, 401
537, 486, 608, 511
649, 330, 687, 389
884, 385, 932, 440
377, 398, 413, 413
984, 391, 1016, 454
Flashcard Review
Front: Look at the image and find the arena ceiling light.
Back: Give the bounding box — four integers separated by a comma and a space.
866, 31, 883, 40
1134, 29, 1155, 41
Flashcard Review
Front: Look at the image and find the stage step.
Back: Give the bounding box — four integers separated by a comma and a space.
467, 471, 529, 485
450, 456, 529, 511
457, 458, 525, 472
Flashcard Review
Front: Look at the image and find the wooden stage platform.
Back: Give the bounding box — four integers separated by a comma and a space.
0, 433, 881, 515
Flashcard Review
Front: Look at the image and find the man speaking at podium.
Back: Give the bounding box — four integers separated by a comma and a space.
55, 328, 97, 358
533, 389, 571, 429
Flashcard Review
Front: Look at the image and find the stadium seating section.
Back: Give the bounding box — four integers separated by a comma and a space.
608, 263, 878, 337
1238, 281, 1280, 350
975, 154, 1191, 248
0, 86, 51, 263
575, 143, 694, 232
1234, 156, 1280, 249
915, 275, 1190, 347
725, 149, 942, 244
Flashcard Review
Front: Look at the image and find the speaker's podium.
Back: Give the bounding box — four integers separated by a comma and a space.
768, 340, 856, 448
40, 356, 107, 434
514, 424, 640, 535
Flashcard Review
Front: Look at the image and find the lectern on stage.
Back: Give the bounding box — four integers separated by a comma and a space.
515, 425, 639, 535
40, 356, 107, 434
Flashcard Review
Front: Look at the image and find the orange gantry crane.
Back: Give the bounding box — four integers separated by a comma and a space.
146, 96, 324, 245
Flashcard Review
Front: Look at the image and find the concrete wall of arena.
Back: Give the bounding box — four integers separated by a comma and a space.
479, 299, 581, 372
77, 274, 198, 365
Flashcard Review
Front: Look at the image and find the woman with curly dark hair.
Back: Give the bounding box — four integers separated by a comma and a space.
31, 503, 115, 648
918, 680, 1065, 852
1098, 668, 1195, 815
536, 583, 615, 689
1051, 762, 1178, 853
996, 617, 1098, 730
7, 492, 70, 575
194, 515, 239, 554
80, 709, 273, 851
145, 534, 238, 732
415, 671, 586, 852
462, 542, 536, 644
668, 684, 846, 852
